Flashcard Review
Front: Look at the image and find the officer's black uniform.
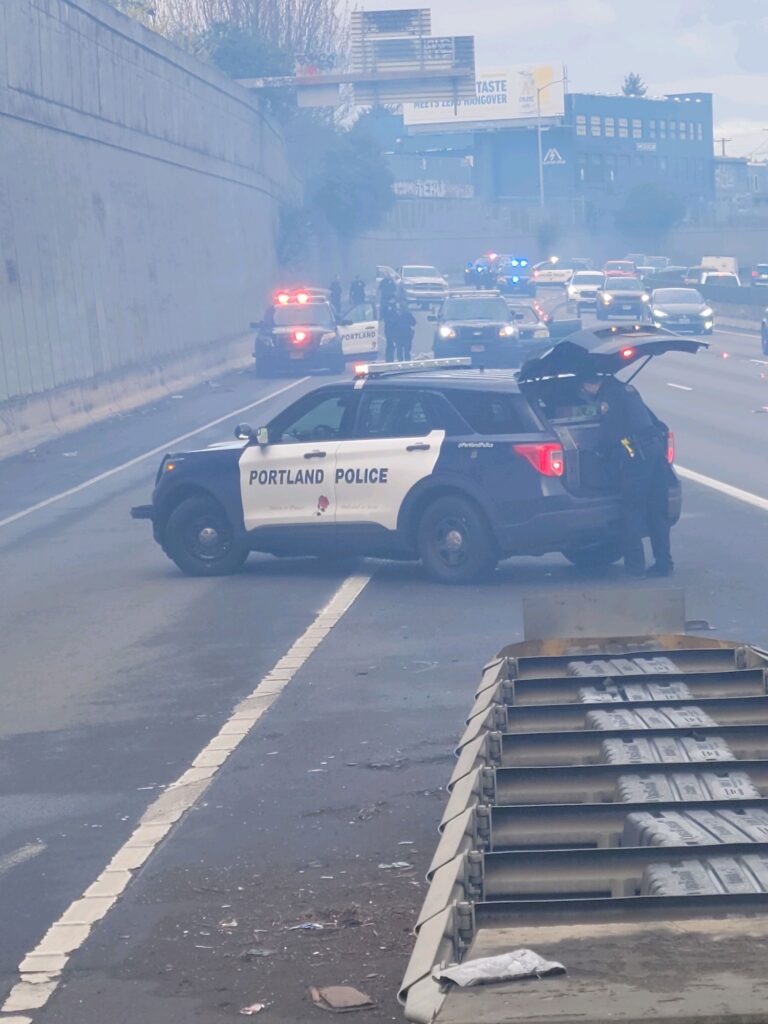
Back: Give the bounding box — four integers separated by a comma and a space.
593, 376, 674, 577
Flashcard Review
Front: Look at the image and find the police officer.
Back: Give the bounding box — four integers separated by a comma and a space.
378, 273, 397, 310
329, 276, 342, 316
579, 371, 674, 578
349, 275, 366, 306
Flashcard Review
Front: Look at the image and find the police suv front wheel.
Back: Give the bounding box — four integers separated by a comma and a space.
417, 495, 498, 584
163, 497, 248, 577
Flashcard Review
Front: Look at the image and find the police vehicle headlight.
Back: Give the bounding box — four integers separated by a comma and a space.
498, 324, 517, 338
319, 332, 336, 346
652, 308, 668, 318
438, 325, 457, 339
700, 307, 714, 318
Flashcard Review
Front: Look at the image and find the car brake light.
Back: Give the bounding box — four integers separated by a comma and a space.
513, 442, 564, 477
621, 347, 635, 359
753, 270, 758, 278
667, 431, 675, 465
293, 330, 308, 344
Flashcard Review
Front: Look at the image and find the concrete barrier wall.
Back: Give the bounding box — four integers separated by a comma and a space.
344, 199, 768, 281
0, 0, 295, 452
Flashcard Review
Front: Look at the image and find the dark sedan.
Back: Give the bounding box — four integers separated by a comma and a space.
595, 278, 650, 321
430, 293, 521, 367
649, 288, 714, 335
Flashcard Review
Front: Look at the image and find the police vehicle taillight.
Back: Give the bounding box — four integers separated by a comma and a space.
276, 291, 290, 304
621, 347, 635, 359
667, 431, 675, 465
513, 442, 564, 477
293, 330, 308, 345
296, 292, 309, 304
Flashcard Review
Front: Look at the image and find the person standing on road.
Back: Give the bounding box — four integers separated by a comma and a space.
378, 273, 397, 312
579, 371, 674, 578
329, 276, 342, 316
381, 296, 400, 362
392, 300, 416, 362
349, 275, 366, 307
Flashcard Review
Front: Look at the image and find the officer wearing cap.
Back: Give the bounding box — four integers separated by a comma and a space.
579, 371, 674, 578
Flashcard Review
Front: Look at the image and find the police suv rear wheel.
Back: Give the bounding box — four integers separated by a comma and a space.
562, 542, 623, 571
164, 497, 248, 576
417, 495, 498, 584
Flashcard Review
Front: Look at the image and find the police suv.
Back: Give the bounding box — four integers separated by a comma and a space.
252, 289, 380, 375
131, 331, 704, 584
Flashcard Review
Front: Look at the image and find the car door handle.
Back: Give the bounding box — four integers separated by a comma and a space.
304, 450, 327, 459
406, 443, 431, 452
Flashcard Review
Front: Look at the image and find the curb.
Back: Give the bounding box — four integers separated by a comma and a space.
0, 333, 253, 461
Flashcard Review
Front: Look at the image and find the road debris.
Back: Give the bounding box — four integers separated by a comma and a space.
378, 862, 411, 870
219, 917, 238, 930
310, 985, 374, 1013
240, 948, 276, 961
287, 922, 324, 931
239, 1002, 267, 1015
438, 949, 566, 988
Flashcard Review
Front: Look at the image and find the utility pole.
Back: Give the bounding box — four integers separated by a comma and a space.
537, 78, 566, 208
716, 138, 732, 157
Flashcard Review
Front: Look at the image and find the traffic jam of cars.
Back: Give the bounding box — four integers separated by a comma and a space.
131, 244, 766, 582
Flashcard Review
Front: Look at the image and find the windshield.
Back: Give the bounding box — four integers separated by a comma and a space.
506, 304, 540, 325
604, 278, 644, 293
442, 298, 510, 320
273, 304, 334, 327
572, 273, 605, 285
653, 289, 704, 304
402, 265, 439, 277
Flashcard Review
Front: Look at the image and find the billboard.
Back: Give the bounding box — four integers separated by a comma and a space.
403, 66, 565, 128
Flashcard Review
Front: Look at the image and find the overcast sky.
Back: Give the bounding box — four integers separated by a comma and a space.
359, 0, 768, 158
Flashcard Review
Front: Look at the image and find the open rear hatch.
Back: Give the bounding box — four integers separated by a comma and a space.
517, 326, 707, 494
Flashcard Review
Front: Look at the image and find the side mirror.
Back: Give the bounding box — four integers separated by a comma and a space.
255, 426, 270, 447
235, 423, 253, 441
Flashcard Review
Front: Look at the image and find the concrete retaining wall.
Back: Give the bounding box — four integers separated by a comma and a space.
0, 0, 295, 454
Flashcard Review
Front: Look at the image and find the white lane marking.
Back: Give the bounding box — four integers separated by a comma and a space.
0, 378, 309, 531
1, 572, 372, 1018
677, 465, 768, 513
666, 383, 693, 391
749, 359, 768, 367
0, 842, 46, 878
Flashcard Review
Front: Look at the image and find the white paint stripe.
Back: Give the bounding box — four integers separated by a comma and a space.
0, 378, 309, 531
677, 465, 768, 513
0, 843, 46, 878
666, 383, 693, 391
0, 571, 372, 1018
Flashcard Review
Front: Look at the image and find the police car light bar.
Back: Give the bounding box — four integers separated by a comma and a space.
354, 357, 472, 378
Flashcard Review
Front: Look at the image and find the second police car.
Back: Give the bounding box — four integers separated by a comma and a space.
131, 330, 704, 584
252, 289, 380, 375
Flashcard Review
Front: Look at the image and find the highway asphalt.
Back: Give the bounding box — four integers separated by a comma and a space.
2, 311, 768, 1023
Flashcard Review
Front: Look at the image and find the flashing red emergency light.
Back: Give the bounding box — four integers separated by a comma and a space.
276, 291, 290, 304
293, 330, 308, 344
296, 292, 309, 304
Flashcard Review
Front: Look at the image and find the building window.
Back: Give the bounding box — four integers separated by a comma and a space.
605, 117, 615, 138
670, 119, 677, 139
632, 118, 642, 139
659, 119, 667, 139
576, 114, 587, 137
590, 115, 601, 136
697, 123, 703, 141
649, 119, 656, 139
659, 156, 668, 172
618, 118, 628, 138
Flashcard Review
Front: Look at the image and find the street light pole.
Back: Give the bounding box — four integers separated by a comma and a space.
536, 78, 566, 210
